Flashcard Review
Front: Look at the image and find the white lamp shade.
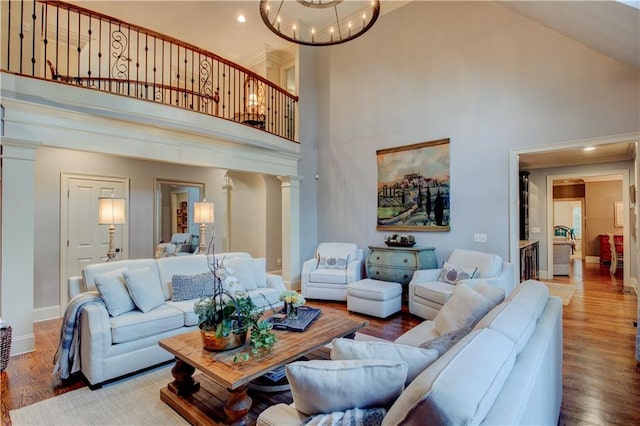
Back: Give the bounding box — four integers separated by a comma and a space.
98, 197, 126, 225
194, 201, 214, 224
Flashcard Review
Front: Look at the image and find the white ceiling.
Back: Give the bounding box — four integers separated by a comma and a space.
68, 1, 640, 70
68, 1, 638, 169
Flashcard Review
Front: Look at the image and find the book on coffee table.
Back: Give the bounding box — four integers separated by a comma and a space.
271, 306, 321, 332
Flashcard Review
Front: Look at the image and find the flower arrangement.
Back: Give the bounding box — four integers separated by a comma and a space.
280, 290, 306, 320
280, 290, 306, 308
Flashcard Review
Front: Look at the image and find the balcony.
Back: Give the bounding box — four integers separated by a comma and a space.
1, 0, 298, 142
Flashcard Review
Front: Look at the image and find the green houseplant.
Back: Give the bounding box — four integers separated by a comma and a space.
194, 251, 276, 354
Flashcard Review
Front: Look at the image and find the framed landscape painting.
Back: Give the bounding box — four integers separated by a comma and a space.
376, 138, 450, 232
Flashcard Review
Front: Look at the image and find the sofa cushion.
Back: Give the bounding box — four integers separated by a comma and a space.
110, 304, 184, 344
433, 284, 492, 335
165, 299, 199, 326
225, 256, 258, 290
83, 259, 160, 292
309, 268, 348, 285
438, 261, 477, 284
123, 267, 166, 313
393, 320, 439, 347
475, 280, 550, 354
447, 249, 503, 278
286, 359, 408, 416
330, 338, 438, 385
413, 281, 455, 305
171, 272, 214, 301
248, 288, 281, 313
253, 257, 268, 288
156, 254, 211, 300
385, 328, 517, 425
94, 268, 136, 317
506, 279, 550, 318
419, 326, 472, 357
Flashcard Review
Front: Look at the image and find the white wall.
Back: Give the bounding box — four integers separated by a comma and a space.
306, 1, 639, 264
34, 146, 228, 309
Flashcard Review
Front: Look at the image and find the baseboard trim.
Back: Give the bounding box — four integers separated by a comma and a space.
34, 305, 61, 322
10, 333, 36, 356
585, 256, 600, 264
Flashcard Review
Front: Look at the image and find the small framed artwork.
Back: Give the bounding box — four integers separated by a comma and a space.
376, 138, 450, 232
614, 201, 623, 228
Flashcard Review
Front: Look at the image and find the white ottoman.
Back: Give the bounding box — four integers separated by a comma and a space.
347, 279, 402, 318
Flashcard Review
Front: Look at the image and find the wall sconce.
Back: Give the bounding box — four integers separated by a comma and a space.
194, 199, 215, 254
98, 196, 126, 261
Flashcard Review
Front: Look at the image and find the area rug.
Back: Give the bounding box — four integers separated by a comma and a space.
10, 365, 188, 425
542, 282, 576, 305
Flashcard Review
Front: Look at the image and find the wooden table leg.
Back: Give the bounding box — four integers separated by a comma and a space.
224, 383, 252, 426
167, 357, 200, 396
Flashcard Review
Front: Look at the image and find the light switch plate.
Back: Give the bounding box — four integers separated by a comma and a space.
474, 233, 488, 243
531, 227, 541, 233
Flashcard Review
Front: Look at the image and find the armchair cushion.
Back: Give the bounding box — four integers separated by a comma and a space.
414, 281, 455, 305
316, 242, 358, 261
438, 261, 477, 284
286, 359, 408, 416
309, 268, 350, 284
447, 249, 502, 278
318, 255, 350, 270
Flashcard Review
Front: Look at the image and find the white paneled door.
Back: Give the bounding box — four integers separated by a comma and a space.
61, 174, 129, 312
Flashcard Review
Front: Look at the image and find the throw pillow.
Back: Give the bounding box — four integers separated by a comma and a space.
286, 359, 408, 416
171, 272, 215, 302
473, 281, 505, 307
330, 338, 438, 385
123, 267, 165, 313
433, 284, 492, 335
253, 257, 268, 288
438, 261, 477, 284
419, 326, 472, 356
224, 257, 257, 290
317, 254, 350, 270
94, 267, 135, 317
304, 407, 387, 426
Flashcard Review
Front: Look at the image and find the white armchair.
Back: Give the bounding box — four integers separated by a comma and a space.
409, 249, 515, 320
301, 242, 364, 301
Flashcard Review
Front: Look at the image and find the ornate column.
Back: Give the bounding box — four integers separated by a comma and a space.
278, 176, 302, 290
1, 139, 37, 354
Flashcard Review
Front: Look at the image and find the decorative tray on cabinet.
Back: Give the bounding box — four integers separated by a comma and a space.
384, 242, 416, 247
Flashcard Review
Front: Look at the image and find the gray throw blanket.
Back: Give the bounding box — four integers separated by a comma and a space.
53, 291, 104, 379
303, 408, 387, 426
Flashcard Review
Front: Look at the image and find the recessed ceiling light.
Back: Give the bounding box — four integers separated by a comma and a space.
237, 14, 246, 23
583, 147, 596, 151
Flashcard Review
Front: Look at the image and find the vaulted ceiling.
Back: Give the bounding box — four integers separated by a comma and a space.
68, 1, 639, 168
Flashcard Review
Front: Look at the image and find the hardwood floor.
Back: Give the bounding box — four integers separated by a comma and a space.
2, 260, 638, 425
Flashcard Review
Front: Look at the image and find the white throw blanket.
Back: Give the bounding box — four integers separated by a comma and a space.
53, 291, 104, 380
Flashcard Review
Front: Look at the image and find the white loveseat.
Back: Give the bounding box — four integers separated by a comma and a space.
409, 249, 516, 320
258, 280, 562, 425
65, 253, 285, 388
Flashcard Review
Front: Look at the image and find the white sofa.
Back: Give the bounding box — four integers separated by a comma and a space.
258, 280, 562, 425
301, 242, 364, 301
409, 249, 515, 320
65, 252, 285, 388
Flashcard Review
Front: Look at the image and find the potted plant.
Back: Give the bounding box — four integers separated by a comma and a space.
194, 256, 254, 351
249, 319, 277, 357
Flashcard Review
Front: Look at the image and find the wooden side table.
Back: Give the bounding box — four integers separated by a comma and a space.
365, 245, 438, 301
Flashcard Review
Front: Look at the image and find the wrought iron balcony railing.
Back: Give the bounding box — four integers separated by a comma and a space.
1, 0, 298, 142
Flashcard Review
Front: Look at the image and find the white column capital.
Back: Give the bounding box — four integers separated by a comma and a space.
277, 175, 303, 187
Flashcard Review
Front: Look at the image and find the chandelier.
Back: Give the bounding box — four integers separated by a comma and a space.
259, 0, 381, 47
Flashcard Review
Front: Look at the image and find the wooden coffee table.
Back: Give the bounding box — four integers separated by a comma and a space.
158, 310, 368, 425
